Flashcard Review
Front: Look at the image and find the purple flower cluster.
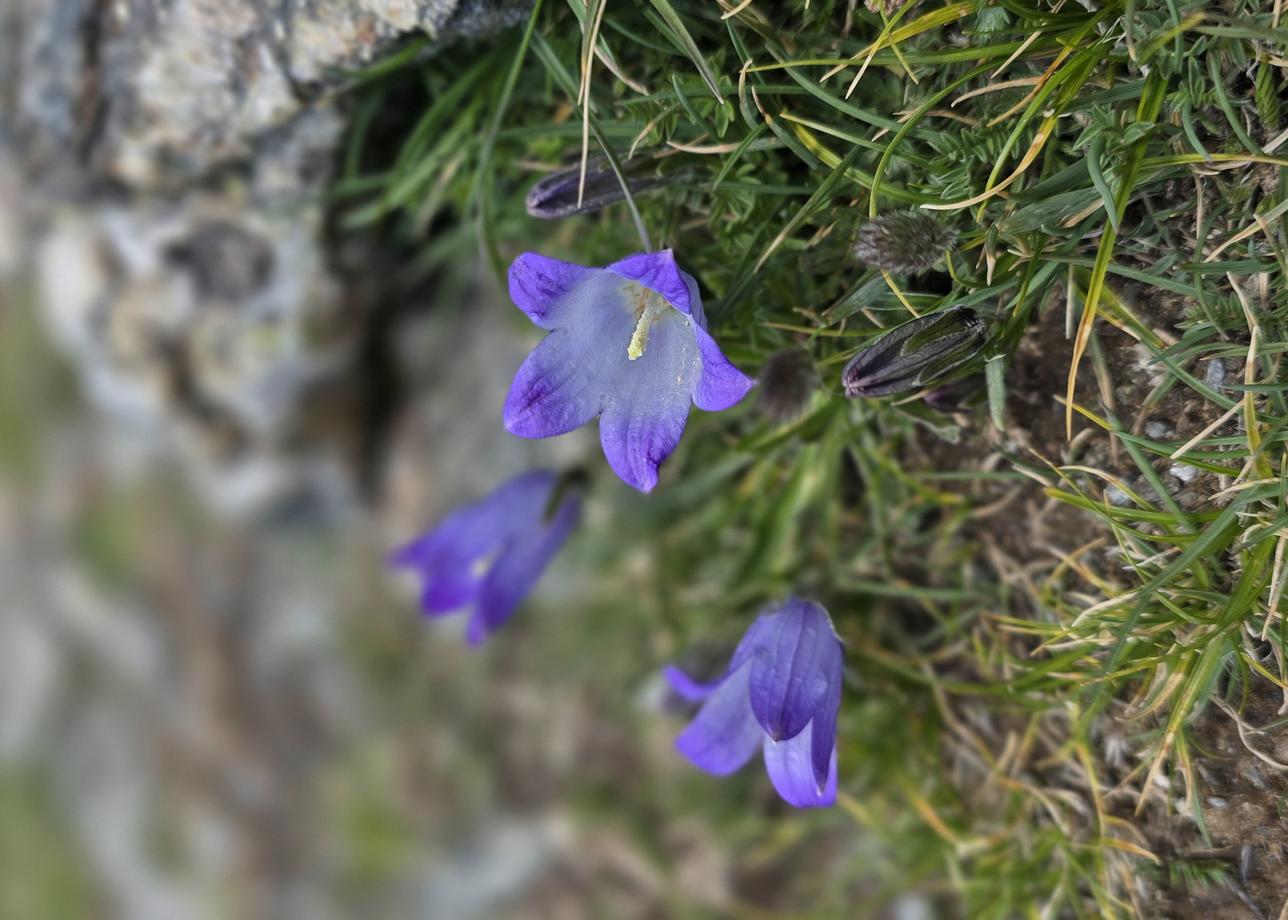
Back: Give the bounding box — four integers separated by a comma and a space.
391, 247, 844, 809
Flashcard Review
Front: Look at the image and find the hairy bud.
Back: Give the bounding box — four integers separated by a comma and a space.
865, 0, 917, 13
842, 307, 986, 398
757, 347, 818, 422
853, 212, 956, 275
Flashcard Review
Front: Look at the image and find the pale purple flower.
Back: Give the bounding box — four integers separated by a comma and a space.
390, 471, 579, 645
504, 250, 754, 493
666, 599, 843, 808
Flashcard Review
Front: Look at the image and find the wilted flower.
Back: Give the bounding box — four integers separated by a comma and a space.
390, 470, 580, 645
666, 599, 843, 808
505, 250, 754, 492
853, 212, 956, 275
842, 306, 986, 398
525, 157, 671, 220
757, 347, 818, 422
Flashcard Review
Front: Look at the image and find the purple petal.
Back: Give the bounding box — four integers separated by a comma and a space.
808, 669, 840, 789
421, 567, 482, 614
663, 665, 722, 702
745, 599, 843, 742
692, 325, 754, 412
606, 250, 695, 315
390, 471, 556, 615
508, 253, 597, 329
675, 663, 762, 776
467, 492, 581, 645
598, 312, 699, 492
504, 273, 635, 439
763, 720, 837, 808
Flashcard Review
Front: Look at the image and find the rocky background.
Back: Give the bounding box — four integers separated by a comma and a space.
3, 0, 536, 517
0, 2, 755, 918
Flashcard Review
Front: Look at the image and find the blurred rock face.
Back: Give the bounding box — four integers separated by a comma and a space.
3, 0, 530, 189
1, 4, 615, 919
36, 194, 353, 514
2, 0, 530, 517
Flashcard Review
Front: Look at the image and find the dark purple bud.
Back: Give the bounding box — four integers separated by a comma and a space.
842, 307, 987, 399
525, 158, 671, 220
853, 212, 956, 275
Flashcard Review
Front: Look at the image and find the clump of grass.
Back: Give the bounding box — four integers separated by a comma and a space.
335, 0, 1288, 913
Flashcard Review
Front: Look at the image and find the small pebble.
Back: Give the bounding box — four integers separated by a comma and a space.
1144, 420, 1174, 440
1207, 796, 1228, 808
1106, 485, 1132, 507
1204, 358, 1226, 390
1169, 462, 1198, 483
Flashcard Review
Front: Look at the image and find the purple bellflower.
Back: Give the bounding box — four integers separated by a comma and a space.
666, 599, 843, 808
504, 250, 754, 493
390, 470, 579, 646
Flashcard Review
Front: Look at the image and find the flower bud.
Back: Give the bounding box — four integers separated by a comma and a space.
842, 307, 986, 398
865, 0, 916, 13
757, 347, 818, 422
853, 212, 956, 275
525, 157, 669, 220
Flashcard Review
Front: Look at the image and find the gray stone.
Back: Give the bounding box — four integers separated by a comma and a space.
1169, 462, 1199, 483
1204, 357, 1227, 391
1144, 420, 1174, 440
3, 0, 530, 515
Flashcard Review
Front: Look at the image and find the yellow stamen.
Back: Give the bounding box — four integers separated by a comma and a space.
627, 291, 669, 361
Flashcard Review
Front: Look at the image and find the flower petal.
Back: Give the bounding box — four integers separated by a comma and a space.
390, 471, 556, 615
745, 599, 843, 742
598, 312, 699, 492
504, 274, 635, 439
508, 253, 597, 329
675, 662, 762, 776
420, 567, 482, 615
663, 665, 722, 702
763, 720, 837, 808
606, 250, 695, 315
467, 492, 581, 644
692, 325, 754, 412
808, 666, 841, 789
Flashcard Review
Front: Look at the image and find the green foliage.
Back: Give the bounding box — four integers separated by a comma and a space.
0, 769, 97, 919
334, 0, 1288, 913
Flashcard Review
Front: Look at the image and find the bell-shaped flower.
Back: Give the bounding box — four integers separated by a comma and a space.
504, 250, 754, 493
665, 599, 843, 808
390, 470, 579, 645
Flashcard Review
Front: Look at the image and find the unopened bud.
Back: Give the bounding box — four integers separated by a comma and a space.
842, 307, 986, 398
853, 212, 956, 275
525, 158, 669, 220
757, 347, 818, 422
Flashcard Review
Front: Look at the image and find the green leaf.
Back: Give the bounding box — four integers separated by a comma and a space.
647, 0, 726, 104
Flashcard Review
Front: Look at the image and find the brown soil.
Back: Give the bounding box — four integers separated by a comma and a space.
907, 283, 1276, 916
1147, 676, 1288, 919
